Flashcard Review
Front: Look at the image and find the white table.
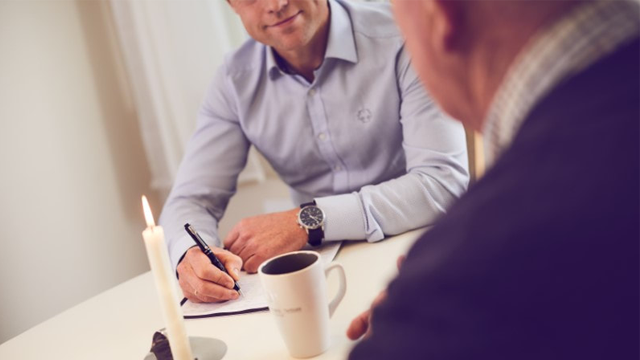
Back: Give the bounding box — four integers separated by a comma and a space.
0, 229, 425, 360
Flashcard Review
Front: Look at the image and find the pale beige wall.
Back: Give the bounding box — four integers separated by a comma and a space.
0, 0, 158, 343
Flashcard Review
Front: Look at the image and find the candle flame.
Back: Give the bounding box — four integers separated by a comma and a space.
141, 195, 156, 228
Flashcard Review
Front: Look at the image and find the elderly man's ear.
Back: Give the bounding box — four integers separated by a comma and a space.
426, 0, 466, 53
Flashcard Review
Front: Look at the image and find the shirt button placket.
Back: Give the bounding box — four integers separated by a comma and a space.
307, 85, 346, 192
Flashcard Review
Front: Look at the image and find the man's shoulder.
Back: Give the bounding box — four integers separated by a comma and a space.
335, 0, 400, 39
431, 38, 640, 242
521, 36, 639, 139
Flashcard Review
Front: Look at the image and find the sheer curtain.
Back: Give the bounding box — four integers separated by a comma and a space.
109, 0, 265, 198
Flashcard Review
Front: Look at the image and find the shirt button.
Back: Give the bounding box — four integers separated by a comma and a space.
318, 133, 326, 141
308, 88, 316, 96
334, 165, 342, 171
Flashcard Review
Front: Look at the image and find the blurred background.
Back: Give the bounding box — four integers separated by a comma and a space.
0, 0, 302, 344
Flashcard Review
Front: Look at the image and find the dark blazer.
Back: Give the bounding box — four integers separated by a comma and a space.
350, 38, 639, 360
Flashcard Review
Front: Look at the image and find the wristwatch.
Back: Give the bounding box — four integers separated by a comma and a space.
297, 201, 325, 247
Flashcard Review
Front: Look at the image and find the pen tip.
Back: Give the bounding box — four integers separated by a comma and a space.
238, 289, 245, 297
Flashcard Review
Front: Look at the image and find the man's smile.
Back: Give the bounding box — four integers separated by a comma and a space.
268, 11, 302, 28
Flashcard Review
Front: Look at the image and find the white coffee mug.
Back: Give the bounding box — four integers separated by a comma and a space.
258, 251, 347, 358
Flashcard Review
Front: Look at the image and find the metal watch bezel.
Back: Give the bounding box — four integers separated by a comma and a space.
297, 205, 326, 230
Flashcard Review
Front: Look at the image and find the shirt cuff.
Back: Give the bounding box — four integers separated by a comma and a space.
315, 193, 366, 241
168, 234, 197, 272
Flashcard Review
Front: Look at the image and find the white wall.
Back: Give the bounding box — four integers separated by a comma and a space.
0, 0, 157, 343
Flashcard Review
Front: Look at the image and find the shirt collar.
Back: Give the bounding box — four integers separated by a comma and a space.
266, 0, 358, 79
482, 0, 639, 168
324, 0, 358, 64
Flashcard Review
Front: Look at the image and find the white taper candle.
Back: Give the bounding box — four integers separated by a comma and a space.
141, 195, 193, 360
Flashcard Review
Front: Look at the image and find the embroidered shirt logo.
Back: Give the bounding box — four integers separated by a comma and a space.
357, 108, 372, 123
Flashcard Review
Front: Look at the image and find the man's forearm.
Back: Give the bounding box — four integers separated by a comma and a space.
316, 167, 468, 243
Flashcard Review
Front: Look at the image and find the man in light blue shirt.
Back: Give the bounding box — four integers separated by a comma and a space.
159, 0, 468, 303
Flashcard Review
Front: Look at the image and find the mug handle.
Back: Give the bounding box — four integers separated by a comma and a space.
325, 262, 347, 318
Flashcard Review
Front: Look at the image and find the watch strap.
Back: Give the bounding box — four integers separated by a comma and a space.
301, 201, 324, 247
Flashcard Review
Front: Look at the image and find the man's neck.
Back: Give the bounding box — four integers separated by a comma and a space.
275, 10, 331, 83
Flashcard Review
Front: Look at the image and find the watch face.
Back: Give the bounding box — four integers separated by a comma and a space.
299, 206, 325, 229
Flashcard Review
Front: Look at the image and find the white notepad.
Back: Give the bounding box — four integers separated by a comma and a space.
181, 242, 342, 318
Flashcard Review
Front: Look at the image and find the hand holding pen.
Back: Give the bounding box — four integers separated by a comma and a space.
185, 223, 243, 295
175, 224, 244, 303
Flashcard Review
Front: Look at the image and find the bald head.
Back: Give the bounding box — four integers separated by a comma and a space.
392, 0, 584, 130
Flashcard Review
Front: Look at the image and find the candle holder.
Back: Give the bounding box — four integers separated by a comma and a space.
144, 332, 227, 360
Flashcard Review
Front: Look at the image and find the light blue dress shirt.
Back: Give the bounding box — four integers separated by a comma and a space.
160, 0, 469, 270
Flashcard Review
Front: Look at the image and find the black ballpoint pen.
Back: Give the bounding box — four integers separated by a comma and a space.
184, 223, 243, 296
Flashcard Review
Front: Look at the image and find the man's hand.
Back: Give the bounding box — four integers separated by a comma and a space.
347, 256, 406, 340
223, 209, 308, 273
347, 290, 387, 340
177, 246, 243, 303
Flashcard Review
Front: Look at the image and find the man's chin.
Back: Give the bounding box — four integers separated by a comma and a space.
269, 33, 312, 53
